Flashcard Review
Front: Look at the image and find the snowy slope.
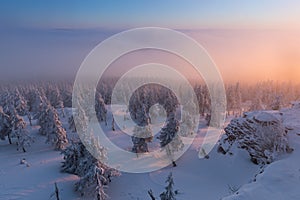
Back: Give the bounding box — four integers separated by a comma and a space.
0, 107, 300, 200
107, 118, 260, 200
222, 107, 300, 200
0, 125, 79, 200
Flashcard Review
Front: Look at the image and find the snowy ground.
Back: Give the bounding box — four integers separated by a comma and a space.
0, 122, 80, 200
0, 106, 300, 200
222, 107, 300, 200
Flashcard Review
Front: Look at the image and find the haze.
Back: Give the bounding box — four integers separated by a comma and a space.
0, 0, 299, 83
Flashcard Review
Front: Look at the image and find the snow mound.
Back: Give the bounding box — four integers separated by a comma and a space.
222, 107, 300, 200
219, 110, 293, 165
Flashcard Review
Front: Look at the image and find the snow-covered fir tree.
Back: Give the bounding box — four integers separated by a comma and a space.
159, 112, 184, 166
61, 84, 73, 108
250, 89, 264, 111
0, 106, 33, 152
2, 103, 17, 144
95, 92, 107, 125
27, 89, 47, 117
75, 165, 108, 200
160, 172, 177, 200
271, 95, 282, 110
226, 83, 242, 116
148, 172, 178, 200
179, 112, 196, 137
0, 91, 15, 116
38, 105, 68, 150
12, 88, 28, 116
234, 82, 242, 115
38, 102, 53, 135
10, 110, 33, 152
180, 100, 197, 137
0, 106, 11, 142
61, 138, 119, 200
68, 114, 76, 132
131, 124, 152, 153
61, 141, 83, 175
46, 85, 65, 117
131, 105, 153, 153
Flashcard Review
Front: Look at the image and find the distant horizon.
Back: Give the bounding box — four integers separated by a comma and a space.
0, 1, 299, 84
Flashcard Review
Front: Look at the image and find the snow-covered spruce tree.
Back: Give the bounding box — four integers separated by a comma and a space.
10, 110, 33, 152
0, 105, 33, 151
61, 141, 82, 175
1, 92, 15, 116
68, 114, 76, 132
61, 139, 119, 200
131, 105, 153, 153
75, 166, 107, 200
218, 111, 293, 165
95, 92, 107, 125
46, 85, 65, 117
250, 91, 264, 111
60, 82, 73, 108
271, 95, 282, 110
62, 136, 106, 176
13, 88, 28, 116
226, 85, 236, 115
72, 104, 90, 143
37, 101, 53, 135
2, 103, 16, 144
160, 173, 177, 200
209, 83, 227, 128
148, 172, 178, 200
0, 106, 11, 142
226, 83, 242, 116
180, 100, 197, 137
234, 82, 242, 116
160, 90, 178, 115
194, 84, 211, 116
0, 90, 10, 107
45, 85, 63, 108
159, 112, 184, 167
179, 111, 196, 137
38, 105, 68, 150
27, 89, 47, 117
132, 125, 152, 153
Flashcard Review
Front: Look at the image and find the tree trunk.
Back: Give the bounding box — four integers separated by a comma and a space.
148, 189, 156, 200
8, 133, 12, 144
172, 161, 177, 167
54, 182, 60, 200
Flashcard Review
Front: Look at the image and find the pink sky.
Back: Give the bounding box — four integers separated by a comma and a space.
106, 29, 300, 84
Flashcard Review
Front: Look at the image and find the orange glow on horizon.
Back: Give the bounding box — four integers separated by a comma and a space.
105, 29, 300, 84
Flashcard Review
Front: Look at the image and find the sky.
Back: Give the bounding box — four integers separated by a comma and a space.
0, 0, 300, 83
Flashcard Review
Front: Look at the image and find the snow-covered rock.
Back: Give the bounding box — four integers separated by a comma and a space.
222, 107, 300, 200
219, 111, 293, 165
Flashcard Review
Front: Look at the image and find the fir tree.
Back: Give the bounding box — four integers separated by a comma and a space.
131, 105, 153, 153
148, 173, 178, 200
61, 139, 119, 200
39, 105, 68, 150
10, 110, 33, 152
0, 106, 11, 143
95, 92, 107, 125
160, 173, 177, 200
159, 113, 183, 166
13, 88, 28, 116
68, 114, 76, 132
